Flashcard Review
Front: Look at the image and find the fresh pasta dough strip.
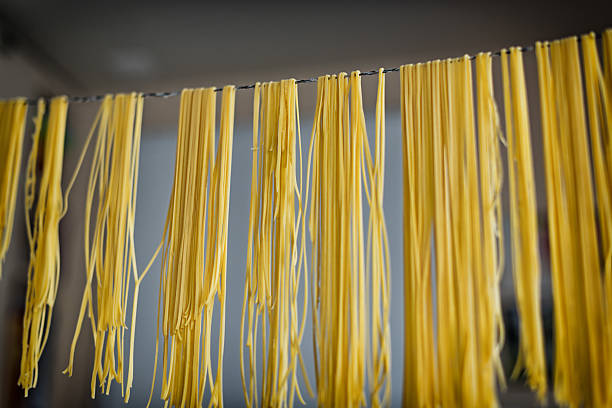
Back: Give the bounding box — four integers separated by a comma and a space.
536, 36, 608, 407
583, 30, 612, 405
240, 82, 262, 408
148, 86, 235, 408
307, 70, 390, 407
62, 93, 160, 402
20, 92, 102, 396
448, 55, 506, 407
239, 79, 312, 408
401, 56, 506, 407
475, 52, 506, 403
604, 29, 612, 87
400, 62, 437, 408
0, 98, 28, 278
19, 97, 68, 396
582, 34, 612, 367
364, 69, 391, 408
308, 72, 365, 407
440, 56, 480, 406
500, 47, 547, 400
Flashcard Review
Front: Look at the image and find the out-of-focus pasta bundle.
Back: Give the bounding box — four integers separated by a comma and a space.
148, 86, 235, 408
19, 97, 68, 396
63, 93, 159, 403
535, 31, 612, 407
0, 98, 27, 278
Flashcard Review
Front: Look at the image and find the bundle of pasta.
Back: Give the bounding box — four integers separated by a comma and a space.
536, 33, 611, 407
63, 93, 158, 402
474, 53, 506, 406
400, 62, 437, 407
19, 97, 68, 396
500, 48, 547, 399
583, 32, 612, 387
0, 98, 27, 278
148, 86, 235, 408
365, 69, 391, 408
307, 71, 390, 408
605, 29, 612, 84
307, 72, 364, 408
441, 55, 505, 406
401, 56, 505, 407
239, 80, 312, 408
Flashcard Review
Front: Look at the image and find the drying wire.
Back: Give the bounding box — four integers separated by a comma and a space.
15, 33, 602, 107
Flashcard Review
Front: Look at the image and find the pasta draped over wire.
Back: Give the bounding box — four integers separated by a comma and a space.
239, 79, 312, 408
3, 25, 612, 408
0, 98, 27, 278
307, 69, 391, 408
400, 56, 505, 407
500, 47, 547, 400
19, 97, 68, 395
63, 93, 162, 403
536, 32, 612, 407
148, 86, 235, 408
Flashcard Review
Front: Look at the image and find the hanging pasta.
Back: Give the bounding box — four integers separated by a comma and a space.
19, 97, 68, 396
400, 62, 436, 408
307, 70, 390, 407
536, 36, 609, 407
474, 52, 506, 404
605, 29, 612, 86
582, 32, 612, 374
365, 69, 391, 408
500, 47, 547, 400
443, 55, 505, 407
401, 56, 506, 407
147, 86, 235, 408
0, 98, 28, 278
307, 72, 365, 408
62, 93, 159, 402
239, 79, 312, 408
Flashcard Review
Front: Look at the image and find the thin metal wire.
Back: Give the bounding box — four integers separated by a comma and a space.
20, 33, 601, 106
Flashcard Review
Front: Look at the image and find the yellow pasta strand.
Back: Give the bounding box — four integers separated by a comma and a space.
0, 98, 28, 278
402, 56, 505, 407
307, 70, 390, 407
19, 97, 68, 396
475, 52, 506, 406
307, 72, 365, 408
500, 47, 547, 400
365, 69, 391, 408
239, 79, 312, 408
536, 36, 608, 407
442, 55, 500, 407
147, 86, 235, 408
400, 62, 436, 408
63, 93, 160, 402
604, 29, 612, 88
582, 34, 612, 372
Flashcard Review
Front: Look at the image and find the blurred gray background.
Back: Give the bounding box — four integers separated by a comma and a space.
0, 1, 610, 407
